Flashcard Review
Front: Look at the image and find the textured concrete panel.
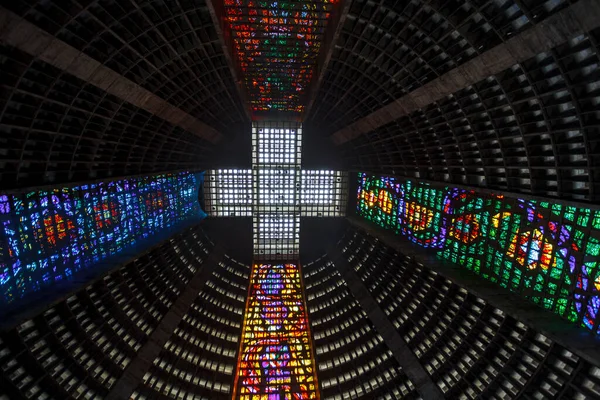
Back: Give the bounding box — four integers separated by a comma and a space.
331, 0, 600, 145
0, 6, 222, 144
328, 246, 445, 400
106, 248, 225, 400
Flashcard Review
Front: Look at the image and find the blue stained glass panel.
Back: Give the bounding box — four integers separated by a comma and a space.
0, 171, 206, 310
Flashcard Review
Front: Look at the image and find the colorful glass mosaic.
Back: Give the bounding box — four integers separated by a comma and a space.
224, 0, 337, 113
357, 173, 600, 334
0, 172, 205, 307
233, 263, 319, 399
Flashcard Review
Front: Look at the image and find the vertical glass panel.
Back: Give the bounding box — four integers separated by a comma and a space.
253, 122, 303, 258
233, 262, 319, 399
356, 172, 600, 334
0, 171, 205, 309
223, 0, 337, 114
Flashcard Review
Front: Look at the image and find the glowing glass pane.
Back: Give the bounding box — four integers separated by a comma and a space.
223, 0, 338, 114
233, 263, 319, 399
356, 172, 600, 334
299, 170, 346, 216
205, 169, 253, 216
258, 169, 297, 204
204, 168, 346, 217
0, 172, 205, 307
256, 127, 300, 165
253, 214, 300, 257
205, 122, 347, 257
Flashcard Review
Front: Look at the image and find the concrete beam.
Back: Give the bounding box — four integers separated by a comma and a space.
0, 7, 223, 144
346, 216, 600, 368
303, 0, 352, 118
106, 247, 224, 400
331, 0, 600, 145
327, 246, 445, 400
204, 0, 252, 121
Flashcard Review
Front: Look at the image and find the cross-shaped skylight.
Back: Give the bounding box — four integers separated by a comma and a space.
204, 121, 347, 259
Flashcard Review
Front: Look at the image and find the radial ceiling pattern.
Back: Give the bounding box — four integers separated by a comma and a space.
1, 0, 599, 203
304, 0, 600, 202
0, 45, 213, 190
306, 0, 575, 132
224, 0, 337, 114
0, 0, 251, 189
2, 0, 248, 128
337, 26, 600, 202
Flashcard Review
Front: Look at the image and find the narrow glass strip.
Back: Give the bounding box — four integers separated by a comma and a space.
233, 262, 320, 399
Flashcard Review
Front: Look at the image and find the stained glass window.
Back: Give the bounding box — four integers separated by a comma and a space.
356, 172, 600, 334
223, 0, 338, 114
233, 262, 319, 399
0, 171, 205, 308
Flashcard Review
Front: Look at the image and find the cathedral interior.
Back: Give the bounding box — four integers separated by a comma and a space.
1, 0, 600, 398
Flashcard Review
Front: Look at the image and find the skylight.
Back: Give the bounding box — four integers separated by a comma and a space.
204, 121, 347, 258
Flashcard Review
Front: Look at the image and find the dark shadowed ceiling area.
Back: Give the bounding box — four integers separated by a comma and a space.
303, 0, 600, 202
1, 0, 599, 205
0, 0, 248, 190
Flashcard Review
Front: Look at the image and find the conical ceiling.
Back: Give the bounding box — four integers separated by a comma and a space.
1, 1, 600, 399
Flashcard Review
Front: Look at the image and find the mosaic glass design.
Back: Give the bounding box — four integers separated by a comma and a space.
357, 173, 600, 334
0, 172, 205, 306
224, 0, 337, 113
233, 263, 319, 399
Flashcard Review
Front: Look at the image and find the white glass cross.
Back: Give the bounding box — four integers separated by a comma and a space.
204, 122, 347, 259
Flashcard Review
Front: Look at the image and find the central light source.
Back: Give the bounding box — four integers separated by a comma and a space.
203, 123, 347, 399
204, 121, 347, 259
252, 122, 303, 258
